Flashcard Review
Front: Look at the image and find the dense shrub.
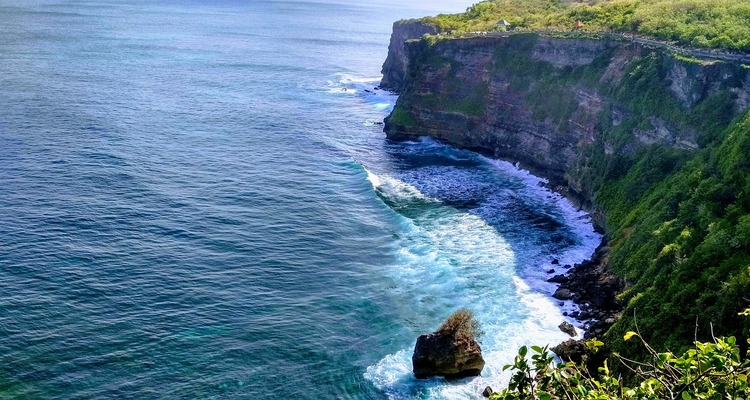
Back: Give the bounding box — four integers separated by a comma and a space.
492, 320, 750, 400
603, 112, 750, 356
438, 308, 482, 339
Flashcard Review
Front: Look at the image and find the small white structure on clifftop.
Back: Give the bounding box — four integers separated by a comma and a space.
497, 19, 511, 31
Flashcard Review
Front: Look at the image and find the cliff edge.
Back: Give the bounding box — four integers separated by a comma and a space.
380, 20, 440, 92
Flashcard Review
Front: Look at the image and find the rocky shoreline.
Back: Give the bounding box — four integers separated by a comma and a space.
550, 239, 625, 340
382, 128, 626, 344
536, 182, 622, 341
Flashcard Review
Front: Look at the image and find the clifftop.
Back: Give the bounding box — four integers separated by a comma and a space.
415, 0, 750, 52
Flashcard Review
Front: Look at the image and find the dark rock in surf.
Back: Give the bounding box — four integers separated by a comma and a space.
559, 321, 577, 337
547, 274, 568, 283
552, 339, 588, 364
412, 331, 485, 379
553, 288, 573, 300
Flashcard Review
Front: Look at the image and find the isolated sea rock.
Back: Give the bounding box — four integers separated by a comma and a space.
412, 331, 485, 379
559, 321, 577, 337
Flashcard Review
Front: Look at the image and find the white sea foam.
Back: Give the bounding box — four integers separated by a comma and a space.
362, 167, 588, 399
336, 73, 383, 84
365, 167, 438, 207
365, 167, 382, 188
484, 157, 602, 317
324, 74, 397, 112
337, 77, 601, 399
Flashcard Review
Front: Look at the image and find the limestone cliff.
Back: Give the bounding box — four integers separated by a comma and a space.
380, 20, 440, 92
381, 28, 750, 355
383, 32, 750, 223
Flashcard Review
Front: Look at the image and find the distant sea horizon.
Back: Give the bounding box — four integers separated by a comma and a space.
0, 1, 599, 398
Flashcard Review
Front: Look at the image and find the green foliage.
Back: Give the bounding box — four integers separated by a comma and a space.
438, 308, 483, 339
421, 0, 750, 51
423, 0, 569, 33
392, 3, 750, 360
491, 334, 750, 400
388, 106, 417, 127
602, 111, 750, 355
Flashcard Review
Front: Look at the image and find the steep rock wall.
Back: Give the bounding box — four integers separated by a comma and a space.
380, 20, 440, 92
382, 30, 750, 354
384, 33, 750, 220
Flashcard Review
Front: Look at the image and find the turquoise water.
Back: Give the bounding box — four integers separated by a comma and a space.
0, 1, 600, 399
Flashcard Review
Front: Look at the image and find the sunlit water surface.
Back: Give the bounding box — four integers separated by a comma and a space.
0, 1, 600, 398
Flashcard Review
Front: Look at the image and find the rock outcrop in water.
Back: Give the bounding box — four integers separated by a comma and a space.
412, 330, 485, 379
412, 309, 485, 379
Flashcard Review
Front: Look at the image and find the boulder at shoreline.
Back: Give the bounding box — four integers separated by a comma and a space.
412, 331, 485, 379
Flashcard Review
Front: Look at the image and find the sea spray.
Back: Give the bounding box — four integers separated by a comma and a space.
327, 74, 601, 398
360, 143, 600, 399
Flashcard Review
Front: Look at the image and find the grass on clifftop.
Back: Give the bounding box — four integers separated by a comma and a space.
421, 0, 750, 52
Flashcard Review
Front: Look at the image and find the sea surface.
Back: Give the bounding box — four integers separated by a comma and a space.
0, 1, 601, 399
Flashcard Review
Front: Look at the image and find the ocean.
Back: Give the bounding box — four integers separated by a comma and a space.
0, 1, 600, 398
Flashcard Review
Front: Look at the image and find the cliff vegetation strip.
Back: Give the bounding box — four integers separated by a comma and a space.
418, 0, 750, 52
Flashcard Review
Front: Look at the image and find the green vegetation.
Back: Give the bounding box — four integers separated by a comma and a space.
492, 326, 750, 400
421, 0, 750, 52
601, 111, 750, 356
487, 42, 750, 356
438, 308, 483, 339
391, 0, 750, 375
388, 106, 417, 127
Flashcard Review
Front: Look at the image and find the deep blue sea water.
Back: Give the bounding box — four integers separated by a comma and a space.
0, 1, 601, 399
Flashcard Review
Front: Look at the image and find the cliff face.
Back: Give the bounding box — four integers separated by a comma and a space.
382, 30, 750, 354
380, 20, 440, 92
383, 33, 750, 214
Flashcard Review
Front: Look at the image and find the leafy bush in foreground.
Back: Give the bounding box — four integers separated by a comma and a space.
492, 315, 750, 400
